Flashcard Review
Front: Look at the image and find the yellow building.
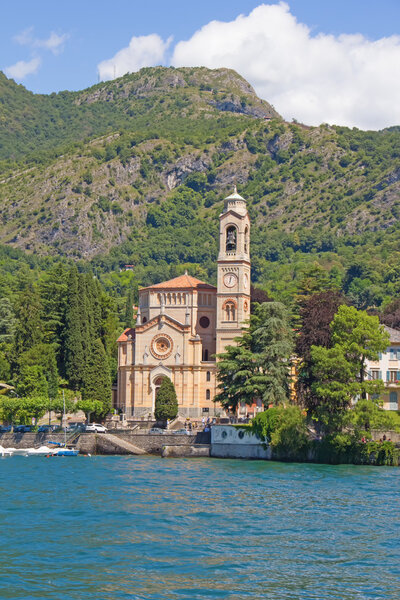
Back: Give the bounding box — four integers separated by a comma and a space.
116, 187, 251, 418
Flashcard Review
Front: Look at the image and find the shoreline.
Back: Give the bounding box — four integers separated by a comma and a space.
1, 429, 399, 465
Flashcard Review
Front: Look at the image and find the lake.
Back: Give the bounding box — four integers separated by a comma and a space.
0, 456, 399, 599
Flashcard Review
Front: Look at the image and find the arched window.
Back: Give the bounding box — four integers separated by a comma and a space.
142, 316, 147, 324
225, 301, 236, 321
203, 349, 209, 361
154, 376, 167, 398
206, 389, 211, 400
206, 371, 211, 382
244, 226, 249, 254
226, 226, 237, 252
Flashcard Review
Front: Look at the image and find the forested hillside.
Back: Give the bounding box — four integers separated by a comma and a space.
1, 66, 400, 312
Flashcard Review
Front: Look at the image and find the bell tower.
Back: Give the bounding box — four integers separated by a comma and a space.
216, 187, 251, 355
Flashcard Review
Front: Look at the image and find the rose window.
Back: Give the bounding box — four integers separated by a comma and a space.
150, 334, 173, 359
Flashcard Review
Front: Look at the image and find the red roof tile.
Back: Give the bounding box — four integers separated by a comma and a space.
117, 328, 136, 342
141, 273, 216, 291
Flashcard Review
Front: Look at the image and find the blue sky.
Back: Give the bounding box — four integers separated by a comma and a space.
2, 1, 400, 129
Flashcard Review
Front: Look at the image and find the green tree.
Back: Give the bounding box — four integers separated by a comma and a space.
81, 338, 111, 415
19, 397, 47, 426
0, 396, 22, 430
0, 297, 16, 344
0, 351, 11, 382
16, 365, 48, 398
310, 305, 389, 433
251, 302, 294, 406
124, 287, 137, 328
76, 398, 104, 423
154, 378, 178, 421
51, 395, 76, 425
13, 284, 43, 357
252, 405, 309, 459
349, 398, 400, 435
216, 302, 294, 412
64, 267, 86, 388
38, 263, 68, 365
17, 344, 58, 399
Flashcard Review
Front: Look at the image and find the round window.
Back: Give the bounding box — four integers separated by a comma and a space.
221, 430, 227, 439
238, 430, 245, 439
199, 316, 210, 329
150, 334, 173, 359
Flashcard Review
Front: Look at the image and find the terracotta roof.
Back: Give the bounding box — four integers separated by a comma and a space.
117, 328, 136, 342
141, 273, 216, 291
384, 325, 400, 343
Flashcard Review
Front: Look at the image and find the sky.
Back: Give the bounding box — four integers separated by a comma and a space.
2, 1, 400, 130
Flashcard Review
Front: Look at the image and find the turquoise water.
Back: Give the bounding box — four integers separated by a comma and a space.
0, 457, 399, 600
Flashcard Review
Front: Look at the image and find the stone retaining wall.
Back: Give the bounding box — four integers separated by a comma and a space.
0, 431, 211, 456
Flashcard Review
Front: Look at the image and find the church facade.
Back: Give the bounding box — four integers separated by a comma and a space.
116, 188, 251, 418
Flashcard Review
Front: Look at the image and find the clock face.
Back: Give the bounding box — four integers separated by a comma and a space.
244, 273, 249, 289
224, 273, 237, 288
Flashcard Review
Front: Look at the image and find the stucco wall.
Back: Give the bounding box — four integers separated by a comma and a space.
210, 425, 271, 459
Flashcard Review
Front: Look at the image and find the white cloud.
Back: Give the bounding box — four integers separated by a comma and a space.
98, 34, 172, 81
14, 27, 69, 55
14, 27, 34, 46
34, 32, 69, 55
171, 2, 400, 130
5, 57, 41, 80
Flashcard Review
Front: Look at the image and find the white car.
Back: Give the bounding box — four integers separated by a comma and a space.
85, 423, 108, 433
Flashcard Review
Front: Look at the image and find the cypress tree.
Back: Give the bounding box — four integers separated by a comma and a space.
81, 338, 111, 415
14, 284, 43, 357
38, 263, 68, 366
154, 378, 178, 421
64, 267, 86, 389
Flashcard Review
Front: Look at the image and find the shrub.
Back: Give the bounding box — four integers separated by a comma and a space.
154, 378, 178, 421
252, 406, 309, 460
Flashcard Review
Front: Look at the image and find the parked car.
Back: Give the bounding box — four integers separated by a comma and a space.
0, 425, 11, 432
38, 424, 61, 433
38, 425, 52, 433
149, 427, 166, 434
173, 428, 191, 435
66, 424, 85, 433
14, 425, 33, 433
85, 423, 108, 433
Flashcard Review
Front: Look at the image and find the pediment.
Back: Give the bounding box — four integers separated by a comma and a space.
136, 313, 188, 334
220, 208, 248, 220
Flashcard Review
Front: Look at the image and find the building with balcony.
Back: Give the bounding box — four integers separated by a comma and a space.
366, 325, 400, 410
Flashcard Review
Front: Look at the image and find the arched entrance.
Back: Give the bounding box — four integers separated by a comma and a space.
150, 364, 172, 416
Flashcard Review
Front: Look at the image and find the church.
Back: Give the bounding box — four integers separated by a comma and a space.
116, 187, 251, 418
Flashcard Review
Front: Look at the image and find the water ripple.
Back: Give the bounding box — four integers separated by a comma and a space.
0, 456, 399, 599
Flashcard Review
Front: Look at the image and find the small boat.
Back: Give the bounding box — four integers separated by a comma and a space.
53, 447, 79, 457
27, 446, 57, 456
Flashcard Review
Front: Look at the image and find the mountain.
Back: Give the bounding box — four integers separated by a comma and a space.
1, 66, 400, 309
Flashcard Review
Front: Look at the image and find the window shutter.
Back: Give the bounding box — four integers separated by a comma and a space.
386, 371, 390, 382
379, 371, 382, 379
397, 371, 400, 381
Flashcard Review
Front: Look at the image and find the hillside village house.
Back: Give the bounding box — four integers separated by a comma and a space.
116, 188, 251, 419
366, 325, 400, 410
